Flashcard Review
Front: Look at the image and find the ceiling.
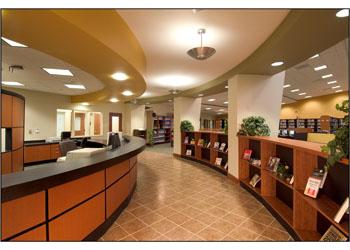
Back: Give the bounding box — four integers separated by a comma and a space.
2, 45, 104, 95
282, 38, 348, 105
118, 9, 289, 98
201, 92, 228, 116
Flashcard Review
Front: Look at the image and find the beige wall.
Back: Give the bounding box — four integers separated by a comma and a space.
280, 92, 349, 119
4, 88, 127, 141
148, 103, 173, 116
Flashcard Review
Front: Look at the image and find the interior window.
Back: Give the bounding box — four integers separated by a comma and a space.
56, 109, 72, 137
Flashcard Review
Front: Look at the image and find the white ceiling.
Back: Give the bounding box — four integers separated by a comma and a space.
1, 45, 104, 95
118, 9, 289, 98
282, 38, 348, 104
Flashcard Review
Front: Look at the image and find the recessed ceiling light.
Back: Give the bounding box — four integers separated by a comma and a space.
43, 68, 73, 76
291, 89, 299, 92
327, 80, 337, 85
336, 9, 349, 18
281, 102, 285, 105
217, 113, 223, 115
207, 99, 216, 102
198, 93, 204, 97
122, 90, 133, 96
309, 54, 319, 59
224, 101, 228, 104
2, 81, 24, 86
225, 85, 228, 89
283, 84, 291, 88
298, 92, 306, 96
305, 96, 312, 99
322, 74, 333, 79
1, 37, 27, 47
168, 99, 172, 102
335, 89, 343, 93
205, 107, 211, 110
111, 72, 129, 81
271, 61, 284, 67
64, 84, 85, 89
314, 65, 327, 71
81, 102, 89, 106
218, 109, 224, 112
332, 85, 341, 89
110, 98, 119, 103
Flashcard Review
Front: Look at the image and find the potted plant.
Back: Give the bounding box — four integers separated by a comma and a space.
147, 129, 154, 146
223, 120, 228, 134
180, 120, 194, 132
237, 116, 271, 136
321, 100, 349, 170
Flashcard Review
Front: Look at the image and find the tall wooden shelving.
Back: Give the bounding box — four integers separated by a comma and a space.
238, 136, 349, 241
181, 131, 228, 175
153, 115, 173, 144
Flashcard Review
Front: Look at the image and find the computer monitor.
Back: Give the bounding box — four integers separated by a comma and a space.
281, 130, 288, 136
289, 130, 295, 137
61, 131, 71, 141
107, 132, 121, 149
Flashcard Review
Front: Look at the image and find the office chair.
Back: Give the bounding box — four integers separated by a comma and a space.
59, 140, 78, 157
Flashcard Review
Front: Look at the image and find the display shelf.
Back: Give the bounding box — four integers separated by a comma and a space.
295, 189, 349, 236
295, 230, 321, 241
265, 170, 293, 190
241, 177, 261, 195
263, 196, 293, 227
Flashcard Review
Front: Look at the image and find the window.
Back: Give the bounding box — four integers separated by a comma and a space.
56, 109, 72, 137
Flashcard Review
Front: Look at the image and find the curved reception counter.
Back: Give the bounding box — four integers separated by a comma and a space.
1, 136, 146, 241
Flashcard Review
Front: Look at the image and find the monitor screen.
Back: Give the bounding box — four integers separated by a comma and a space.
107, 132, 121, 149
281, 130, 288, 136
289, 130, 295, 136
61, 131, 71, 140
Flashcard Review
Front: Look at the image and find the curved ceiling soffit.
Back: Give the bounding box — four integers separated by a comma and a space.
138, 9, 348, 104
2, 10, 147, 103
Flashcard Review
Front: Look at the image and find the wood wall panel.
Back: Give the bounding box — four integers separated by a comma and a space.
1, 94, 13, 128
129, 155, 137, 169
10, 225, 46, 241
12, 148, 23, 172
48, 170, 104, 219
24, 145, 51, 163
50, 143, 61, 159
12, 127, 24, 150
106, 174, 130, 218
294, 149, 317, 190
1, 152, 12, 174
12, 96, 24, 128
106, 160, 129, 187
49, 193, 105, 241
1, 191, 45, 240
129, 163, 137, 191
293, 191, 317, 231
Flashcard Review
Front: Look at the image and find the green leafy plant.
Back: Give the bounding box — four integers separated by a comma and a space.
180, 120, 194, 132
223, 120, 228, 134
147, 129, 154, 146
321, 100, 349, 170
237, 116, 271, 136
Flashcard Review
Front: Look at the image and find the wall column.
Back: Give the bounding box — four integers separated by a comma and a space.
124, 104, 146, 136
228, 72, 285, 178
173, 97, 202, 155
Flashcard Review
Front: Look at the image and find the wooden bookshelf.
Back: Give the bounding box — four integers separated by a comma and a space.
181, 131, 228, 175
238, 136, 349, 241
153, 115, 173, 144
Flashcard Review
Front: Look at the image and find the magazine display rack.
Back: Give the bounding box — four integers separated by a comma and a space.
238, 136, 349, 241
181, 131, 228, 175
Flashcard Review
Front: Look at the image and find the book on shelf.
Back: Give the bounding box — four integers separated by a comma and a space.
206, 142, 211, 148
190, 139, 195, 145
213, 142, 220, 149
320, 225, 347, 241
249, 174, 261, 188
267, 156, 280, 172
186, 149, 192, 156
197, 139, 204, 147
249, 159, 261, 167
223, 162, 228, 170
334, 197, 349, 223
243, 149, 253, 160
219, 143, 226, 152
225, 147, 228, 153
215, 157, 222, 166
311, 168, 328, 189
287, 175, 294, 185
304, 176, 322, 198
184, 136, 189, 144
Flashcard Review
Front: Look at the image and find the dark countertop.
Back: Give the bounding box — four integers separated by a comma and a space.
2, 136, 146, 202
24, 140, 60, 146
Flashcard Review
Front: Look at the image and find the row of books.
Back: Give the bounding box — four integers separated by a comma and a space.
214, 157, 228, 170
184, 137, 228, 152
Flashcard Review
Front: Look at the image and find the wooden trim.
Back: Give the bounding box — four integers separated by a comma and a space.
109, 112, 123, 132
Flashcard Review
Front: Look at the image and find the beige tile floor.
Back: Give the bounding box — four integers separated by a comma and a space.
100, 150, 293, 241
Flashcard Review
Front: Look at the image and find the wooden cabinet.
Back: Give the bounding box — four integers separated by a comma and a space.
24, 145, 51, 164
1, 94, 13, 128
50, 143, 61, 159
12, 149, 24, 172
12, 96, 24, 128
12, 127, 24, 150
1, 152, 12, 174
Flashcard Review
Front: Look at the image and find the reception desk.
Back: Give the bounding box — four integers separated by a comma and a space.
1, 136, 145, 241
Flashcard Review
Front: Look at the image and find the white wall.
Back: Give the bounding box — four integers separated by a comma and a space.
4, 88, 127, 140
148, 103, 173, 116
228, 72, 285, 177
173, 97, 202, 155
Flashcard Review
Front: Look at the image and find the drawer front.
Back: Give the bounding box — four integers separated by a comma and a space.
106, 160, 129, 187
50, 144, 61, 159
24, 145, 51, 163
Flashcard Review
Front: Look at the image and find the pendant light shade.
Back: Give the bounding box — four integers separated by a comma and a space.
187, 28, 216, 60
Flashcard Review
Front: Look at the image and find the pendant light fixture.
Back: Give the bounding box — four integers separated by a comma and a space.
187, 28, 216, 60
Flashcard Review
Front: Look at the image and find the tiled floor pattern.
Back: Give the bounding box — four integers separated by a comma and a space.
100, 150, 293, 241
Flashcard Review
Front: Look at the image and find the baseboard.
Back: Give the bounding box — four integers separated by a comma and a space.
173, 153, 182, 158
227, 172, 239, 183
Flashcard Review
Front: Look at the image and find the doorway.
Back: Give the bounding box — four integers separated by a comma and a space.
109, 113, 122, 132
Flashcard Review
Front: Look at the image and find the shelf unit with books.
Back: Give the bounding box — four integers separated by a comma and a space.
181, 131, 228, 175
238, 136, 349, 241
153, 115, 173, 144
